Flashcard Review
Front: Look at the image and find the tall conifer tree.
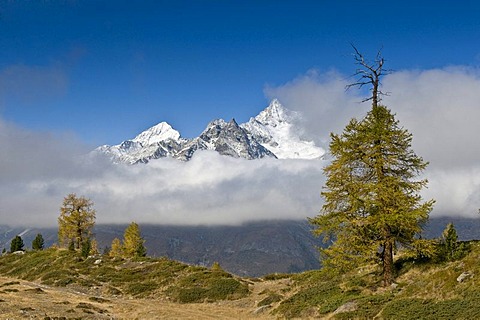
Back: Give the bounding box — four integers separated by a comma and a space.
310, 47, 434, 285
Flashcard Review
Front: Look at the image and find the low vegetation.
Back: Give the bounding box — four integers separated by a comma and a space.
0, 248, 249, 303
271, 240, 480, 318
1, 239, 479, 319
0, 149, 475, 318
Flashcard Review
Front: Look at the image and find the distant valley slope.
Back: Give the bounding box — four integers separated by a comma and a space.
1, 218, 478, 277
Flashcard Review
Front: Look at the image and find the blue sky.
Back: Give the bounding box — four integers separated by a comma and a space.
1, 1, 480, 226
1, 1, 480, 145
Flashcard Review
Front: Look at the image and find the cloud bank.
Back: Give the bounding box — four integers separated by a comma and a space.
1, 66, 479, 227
266, 66, 480, 218
0, 118, 324, 227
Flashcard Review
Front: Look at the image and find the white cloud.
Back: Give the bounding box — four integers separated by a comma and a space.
0, 119, 325, 227
264, 69, 366, 146
90, 153, 324, 225
382, 68, 480, 217
423, 167, 480, 217
382, 67, 480, 169
2, 66, 479, 227
266, 67, 480, 218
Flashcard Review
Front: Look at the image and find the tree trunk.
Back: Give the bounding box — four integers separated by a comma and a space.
372, 78, 379, 108
77, 224, 83, 250
383, 240, 394, 286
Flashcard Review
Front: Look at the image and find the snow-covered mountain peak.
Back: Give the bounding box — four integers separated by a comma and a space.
132, 121, 181, 145
254, 99, 291, 126
241, 99, 324, 160
227, 118, 240, 127
95, 99, 324, 163
207, 119, 227, 127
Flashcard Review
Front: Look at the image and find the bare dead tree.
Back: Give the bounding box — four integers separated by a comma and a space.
346, 44, 391, 107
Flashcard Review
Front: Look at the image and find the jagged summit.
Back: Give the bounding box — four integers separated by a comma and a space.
96, 122, 185, 164
241, 100, 324, 160
132, 122, 181, 145
254, 98, 290, 126
181, 117, 275, 160
95, 99, 325, 163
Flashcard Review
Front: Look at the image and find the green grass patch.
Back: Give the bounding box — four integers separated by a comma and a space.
380, 297, 480, 319
126, 281, 159, 297
167, 269, 249, 303
275, 280, 359, 318
258, 292, 283, 307
0, 248, 249, 303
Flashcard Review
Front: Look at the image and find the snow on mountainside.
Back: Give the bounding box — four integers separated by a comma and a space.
96, 122, 187, 164
241, 99, 324, 160
132, 122, 182, 145
96, 99, 325, 163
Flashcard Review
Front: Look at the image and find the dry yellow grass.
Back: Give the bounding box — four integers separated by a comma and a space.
0, 276, 288, 319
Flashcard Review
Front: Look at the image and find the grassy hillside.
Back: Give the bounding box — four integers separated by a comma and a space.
269, 241, 480, 319
1, 242, 480, 319
0, 248, 249, 303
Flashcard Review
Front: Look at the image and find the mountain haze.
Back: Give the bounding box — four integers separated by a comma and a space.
0, 218, 477, 277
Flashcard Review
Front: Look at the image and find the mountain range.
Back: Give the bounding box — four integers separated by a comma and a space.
96, 99, 325, 164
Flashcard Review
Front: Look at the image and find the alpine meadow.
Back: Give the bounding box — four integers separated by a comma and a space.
1, 2, 480, 319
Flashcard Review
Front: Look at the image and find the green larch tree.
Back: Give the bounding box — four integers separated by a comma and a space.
32, 233, 45, 251
441, 223, 458, 260
310, 47, 434, 285
437, 223, 469, 261
10, 235, 24, 252
58, 193, 96, 250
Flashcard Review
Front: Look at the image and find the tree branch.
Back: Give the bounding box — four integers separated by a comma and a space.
346, 44, 392, 107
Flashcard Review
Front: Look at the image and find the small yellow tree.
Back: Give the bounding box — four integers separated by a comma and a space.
123, 222, 146, 258
89, 239, 99, 255
109, 238, 123, 258
58, 194, 96, 250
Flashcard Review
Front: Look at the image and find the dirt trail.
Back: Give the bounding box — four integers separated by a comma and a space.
0, 276, 287, 319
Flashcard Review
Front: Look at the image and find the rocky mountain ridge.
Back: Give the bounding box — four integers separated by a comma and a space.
96, 99, 324, 164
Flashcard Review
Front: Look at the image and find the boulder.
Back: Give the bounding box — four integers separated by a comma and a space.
457, 271, 472, 283
334, 301, 358, 314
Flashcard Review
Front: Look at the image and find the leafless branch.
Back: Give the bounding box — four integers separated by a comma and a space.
346, 44, 392, 107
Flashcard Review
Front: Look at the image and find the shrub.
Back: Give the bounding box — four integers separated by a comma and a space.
126, 281, 159, 297
211, 261, 223, 272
